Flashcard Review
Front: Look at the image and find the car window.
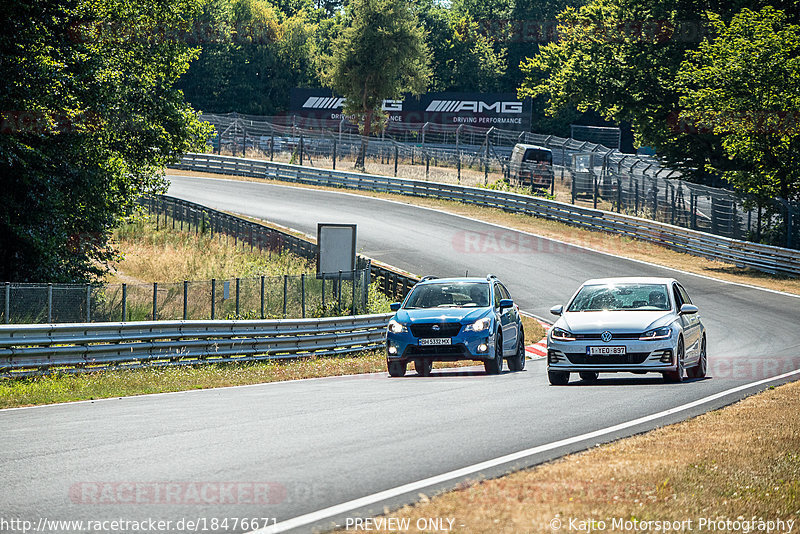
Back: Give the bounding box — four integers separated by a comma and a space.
677, 284, 692, 305
673, 285, 684, 308
404, 282, 489, 309
493, 284, 501, 308
568, 283, 670, 311
498, 284, 510, 301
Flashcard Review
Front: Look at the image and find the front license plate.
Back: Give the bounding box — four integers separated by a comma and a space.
419, 338, 451, 346
588, 346, 626, 356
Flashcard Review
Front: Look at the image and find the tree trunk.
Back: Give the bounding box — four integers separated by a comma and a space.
356, 109, 372, 171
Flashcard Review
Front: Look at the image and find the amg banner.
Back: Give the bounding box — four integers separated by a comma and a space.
288, 88, 532, 130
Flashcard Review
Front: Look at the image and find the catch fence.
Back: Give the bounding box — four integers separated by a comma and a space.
199, 112, 798, 248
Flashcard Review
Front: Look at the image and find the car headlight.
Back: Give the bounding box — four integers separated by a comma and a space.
465, 317, 491, 332
387, 320, 407, 334
640, 326, 672, 340
551, 327, 576, 341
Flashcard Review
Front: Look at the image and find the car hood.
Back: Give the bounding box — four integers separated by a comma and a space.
556, 311, 674, 333
394, 307, 491, 324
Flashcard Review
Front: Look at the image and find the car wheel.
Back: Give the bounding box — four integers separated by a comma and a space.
687, 336, 707, 379
415, 359, 433, 377
579, 371, 599, 382
507, 333, 526, 372
388, 361, 406, 377
484, 334, 504, 375
663, 337, 686, 383
548, 370, 569, 385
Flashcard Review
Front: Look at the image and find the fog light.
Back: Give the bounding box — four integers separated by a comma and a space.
657, 349, 673, 363
388, 345, 398, 355
477, 343, 488, 353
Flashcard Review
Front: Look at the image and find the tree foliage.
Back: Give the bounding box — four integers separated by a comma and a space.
677, 7, 800, 202
322, 0, 430, 167
0, 0, 211, 282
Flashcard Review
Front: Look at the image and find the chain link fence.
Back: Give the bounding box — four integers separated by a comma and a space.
0, 272, 371, 325
198, 112, 798, 249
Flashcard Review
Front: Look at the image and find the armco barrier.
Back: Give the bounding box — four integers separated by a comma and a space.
171, 153, 800, 276
0, 314, 392, 377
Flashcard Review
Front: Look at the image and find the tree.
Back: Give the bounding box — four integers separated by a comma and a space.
0, 0, 212, 282
518, 0, 799, 184
678, 8, 800, 203
177, 0, 319, 115
323, 0, 431, 169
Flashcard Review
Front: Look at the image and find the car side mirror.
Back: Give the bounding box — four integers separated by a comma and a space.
679, 304, 698, 315
499, 298, 514, 309
550, 305, 563, 316
389, 302, 401, 312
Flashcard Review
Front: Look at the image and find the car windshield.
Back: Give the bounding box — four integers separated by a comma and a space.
567, 283, 671, 312
404, 282, 490, 309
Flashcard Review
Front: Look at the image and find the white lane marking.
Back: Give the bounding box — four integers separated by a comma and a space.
169, 174, 800, 300
251, 367, 800, 534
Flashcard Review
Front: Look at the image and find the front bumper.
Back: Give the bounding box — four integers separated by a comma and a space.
387, 330, 495, 362
547, 337, 678, 373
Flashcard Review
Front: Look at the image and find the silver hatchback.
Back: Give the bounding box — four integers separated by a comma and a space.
547, 277, 707, 385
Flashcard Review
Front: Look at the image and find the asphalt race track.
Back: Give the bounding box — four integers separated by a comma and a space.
2, 174, 799, 534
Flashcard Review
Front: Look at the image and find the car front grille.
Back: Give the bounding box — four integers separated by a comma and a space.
565, 352, 650, 365
404, 344, 468, 358
573, 333, 641, 340
409, 323, 462, 338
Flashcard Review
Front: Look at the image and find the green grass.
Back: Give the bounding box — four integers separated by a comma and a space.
0, 350, 388, 409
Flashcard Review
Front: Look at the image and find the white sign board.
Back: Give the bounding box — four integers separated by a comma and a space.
317, 223, 356, 277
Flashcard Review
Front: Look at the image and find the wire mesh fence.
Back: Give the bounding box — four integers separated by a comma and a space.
0, 271, 370, 325
197, 112, 798, 249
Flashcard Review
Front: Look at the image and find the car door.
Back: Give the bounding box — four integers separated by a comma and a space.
496, 283, 518, 354
672, 283, 699, 361
677, 284, 701, 359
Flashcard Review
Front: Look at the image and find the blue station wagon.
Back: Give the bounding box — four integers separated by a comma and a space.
385, 275, 526, 377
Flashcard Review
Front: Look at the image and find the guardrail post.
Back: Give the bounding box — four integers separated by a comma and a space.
301, 274, 306, 318
4, 282, 9, 324
299, 135, 304, 166
211, 279, 216, 319
260, 275, 265, 319
394, 146, 398, 177
152, 282, 158, 321
47, 283, 53, 323
122, 283, 127, 322
235, 277, 240, 317
333, 139, 337, 170
183, 280, 188, 320
86, 283, 91, 322
283, 275, 288, 318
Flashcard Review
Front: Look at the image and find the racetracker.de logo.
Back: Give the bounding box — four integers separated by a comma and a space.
69, 482, 287, 505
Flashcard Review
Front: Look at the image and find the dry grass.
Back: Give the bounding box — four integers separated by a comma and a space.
362, 381, 800, 533
521, 315, 547, 344
0, 351, 388, 409
107, 219, 314, 284
167, 169, 800, 296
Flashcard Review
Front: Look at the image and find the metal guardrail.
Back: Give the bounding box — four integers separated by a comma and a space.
172, 153, 800, 277
0, 314, 392, 377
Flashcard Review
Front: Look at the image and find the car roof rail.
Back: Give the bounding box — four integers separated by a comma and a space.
420, 275, 439, 282
486, 274, 498, 281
